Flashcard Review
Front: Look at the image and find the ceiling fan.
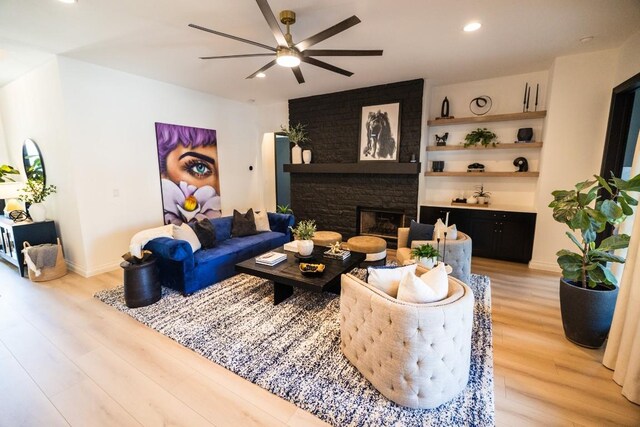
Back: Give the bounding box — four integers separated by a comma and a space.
189, 0, 383, 84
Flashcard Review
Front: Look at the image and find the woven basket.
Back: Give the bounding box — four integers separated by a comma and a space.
23, 238, 67, 282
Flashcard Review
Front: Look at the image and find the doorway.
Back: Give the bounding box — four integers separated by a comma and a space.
275, 134, 291, 208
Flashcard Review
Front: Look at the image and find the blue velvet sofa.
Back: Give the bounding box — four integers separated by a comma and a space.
145, 213, 294, 295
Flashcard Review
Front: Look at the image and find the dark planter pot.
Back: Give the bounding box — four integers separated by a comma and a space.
559, 278, 618, 348
121, 257, 161, 308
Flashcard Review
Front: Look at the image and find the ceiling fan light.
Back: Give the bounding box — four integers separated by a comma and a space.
276, 49, 301, 67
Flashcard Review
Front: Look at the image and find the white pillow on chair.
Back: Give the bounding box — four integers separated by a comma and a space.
434, 219, 458, 240
367, 264, 417, 298
397, 263, 449, 303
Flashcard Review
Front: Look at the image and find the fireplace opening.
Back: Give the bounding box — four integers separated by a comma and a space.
356, 207, 406, 248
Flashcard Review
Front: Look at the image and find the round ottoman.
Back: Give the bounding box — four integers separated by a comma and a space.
346, 236, 387, 263
312, 231, 343, 247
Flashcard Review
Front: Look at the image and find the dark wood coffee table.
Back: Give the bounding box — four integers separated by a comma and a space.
235, 247, 366, 305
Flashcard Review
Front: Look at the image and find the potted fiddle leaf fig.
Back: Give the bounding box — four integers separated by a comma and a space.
549, 172, 640, 348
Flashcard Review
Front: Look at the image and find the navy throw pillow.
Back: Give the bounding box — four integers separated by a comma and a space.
407, 220, 434, 247
192, 219, 217, 249
232, 209, 258, 237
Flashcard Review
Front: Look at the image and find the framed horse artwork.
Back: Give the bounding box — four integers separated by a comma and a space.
358, 102, 401, 162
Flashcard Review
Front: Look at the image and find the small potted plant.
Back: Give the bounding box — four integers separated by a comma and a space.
281, 123, 310, 164
463, 128, 498, 148
19, 178, 57, 222
289, 219, 317, 256
550, 172, 640, 347
410, 244, 441, 269
276, 204, 294, 215
473, 184, 491, 205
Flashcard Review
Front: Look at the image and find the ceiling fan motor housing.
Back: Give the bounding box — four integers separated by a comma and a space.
279, 10, 296, 25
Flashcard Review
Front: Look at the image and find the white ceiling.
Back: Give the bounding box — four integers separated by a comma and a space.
1, 0, 639, 105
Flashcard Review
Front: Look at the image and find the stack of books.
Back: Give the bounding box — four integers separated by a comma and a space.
256, 252, 287, 266
324, 249, 351, 260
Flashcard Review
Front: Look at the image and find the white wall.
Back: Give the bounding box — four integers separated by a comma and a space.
529, 49, 619, 271
614, 30, 640, 86
255, 102, 287, 212
0, 59, 87, 268
0, 57, 266, 276
422, 71, 549, 208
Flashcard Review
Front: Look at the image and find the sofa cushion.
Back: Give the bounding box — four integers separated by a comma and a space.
192, 219, 217, 249
194, 240, 239, 265
367, 264, 417, 298
211, 216, 233, 242
434, 219, 458, 240
254, 210, 271, 232
232, 209, 258, 237
407, 220, 434, 247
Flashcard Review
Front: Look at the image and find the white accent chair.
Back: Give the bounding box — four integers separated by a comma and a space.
340, 273, 474, 409
396, 228, 472, 284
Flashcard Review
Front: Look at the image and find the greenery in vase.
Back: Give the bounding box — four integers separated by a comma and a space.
473, 184, 491, 198
0, 164, 20, 183
463, 128, 498, 148
289, 219, 316, 240
281, 122, 310, 146
410, 244, 440, 260
19, 178, 57, 204
549, 173, 640, 289
276, 204, 294, 214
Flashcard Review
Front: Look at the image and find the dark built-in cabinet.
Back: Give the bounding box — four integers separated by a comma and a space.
0, 218, 58, 276
419, 205, 536, 263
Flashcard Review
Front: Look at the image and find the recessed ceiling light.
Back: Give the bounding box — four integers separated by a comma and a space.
58, 0, 78, 3
463, 22, 482, 32
256, 72, 266, 78
580, 36, 594, 43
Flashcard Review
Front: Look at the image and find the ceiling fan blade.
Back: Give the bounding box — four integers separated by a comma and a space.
255, 0, 288, 47
295, 15, 361, 51
189, 23, 276, 52
200, 53, 274, 60
292, 67, 305, 84
303, 49, 383, 57
301, 57, 353, 77
246, 60, 277, 79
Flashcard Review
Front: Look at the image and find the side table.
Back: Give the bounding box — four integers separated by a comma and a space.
120, 257, 161, 308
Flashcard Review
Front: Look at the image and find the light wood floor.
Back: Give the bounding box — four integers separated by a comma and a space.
0, 257, 638, 426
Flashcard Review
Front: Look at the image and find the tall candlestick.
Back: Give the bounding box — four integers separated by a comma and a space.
526, 86, 531, 111
523, 82, 528, 112
442, 231, 447, 267
436, 237, 441, 265
535, 84, 539, 111
445, 212, 450, 228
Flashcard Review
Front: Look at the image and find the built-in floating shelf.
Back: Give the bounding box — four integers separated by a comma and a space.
426, 142, 543, 152
424, 171, 539, 177
427, 111, 547, 126
284, 163, 421, 175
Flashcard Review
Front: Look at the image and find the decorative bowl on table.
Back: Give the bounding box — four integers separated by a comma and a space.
299, 263, 326, 276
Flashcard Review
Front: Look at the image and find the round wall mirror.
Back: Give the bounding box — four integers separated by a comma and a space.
22, 139, 46, 185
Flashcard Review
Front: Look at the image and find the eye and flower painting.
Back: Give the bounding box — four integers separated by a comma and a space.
155, 122, 222, 225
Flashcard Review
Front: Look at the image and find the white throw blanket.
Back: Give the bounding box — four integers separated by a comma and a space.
129, 225, 174, 258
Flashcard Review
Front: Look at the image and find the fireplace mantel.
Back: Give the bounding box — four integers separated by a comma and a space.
283, 163, 421, 175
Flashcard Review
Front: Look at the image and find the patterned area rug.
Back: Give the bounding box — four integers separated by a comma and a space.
95, 272, 494, 426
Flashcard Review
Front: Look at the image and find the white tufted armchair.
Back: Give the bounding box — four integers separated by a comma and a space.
340, 273, 474, 409
396, 228, 472, 284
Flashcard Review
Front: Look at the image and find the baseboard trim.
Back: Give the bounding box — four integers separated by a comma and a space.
528, 260, 561, 273
66, 259, 121, 278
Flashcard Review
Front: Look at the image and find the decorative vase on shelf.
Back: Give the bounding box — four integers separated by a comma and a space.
302, 149, 312, 164
297, 239, 314, 256
291, 145, 303, 164
28, 202, 46, 222
477, 196, 487, 205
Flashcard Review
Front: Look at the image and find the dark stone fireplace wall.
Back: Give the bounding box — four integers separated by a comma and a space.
288, 79, 423, 240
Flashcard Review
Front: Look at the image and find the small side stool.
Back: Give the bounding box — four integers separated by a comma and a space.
346, 236, 387, 265
121, 257, 161, 308
312, 231, 343, 247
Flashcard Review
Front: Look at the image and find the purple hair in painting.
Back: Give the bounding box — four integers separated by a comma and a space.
155, 122, 222, 225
